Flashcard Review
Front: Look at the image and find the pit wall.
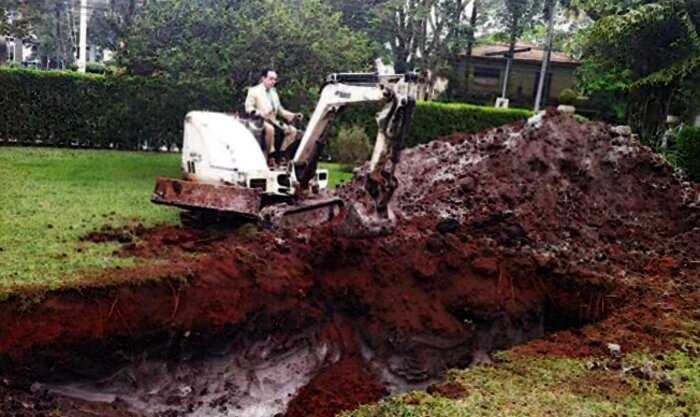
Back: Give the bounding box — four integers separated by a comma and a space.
0, 225, 611, 377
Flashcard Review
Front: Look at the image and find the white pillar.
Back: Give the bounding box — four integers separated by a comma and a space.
78, 0, 88, 72
0, 36, 7, 65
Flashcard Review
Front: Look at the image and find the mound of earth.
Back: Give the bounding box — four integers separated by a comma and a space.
0, 111, 698, 417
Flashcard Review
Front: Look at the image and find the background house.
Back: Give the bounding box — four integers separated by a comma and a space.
455, 43, 581, 108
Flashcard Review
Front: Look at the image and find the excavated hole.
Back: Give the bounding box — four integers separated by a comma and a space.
16, 293, 600, 417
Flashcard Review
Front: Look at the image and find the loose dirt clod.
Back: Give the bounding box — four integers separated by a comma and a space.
1, 111, 698, 417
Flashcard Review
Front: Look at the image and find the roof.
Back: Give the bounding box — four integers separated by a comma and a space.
466, 43, 580, 66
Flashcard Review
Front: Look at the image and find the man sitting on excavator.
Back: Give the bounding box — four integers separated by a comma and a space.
245, 69, 304, 162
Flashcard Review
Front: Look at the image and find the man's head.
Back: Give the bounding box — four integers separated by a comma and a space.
261, 69, 278, 90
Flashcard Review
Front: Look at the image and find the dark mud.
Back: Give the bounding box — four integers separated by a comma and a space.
1, 111, 699, 417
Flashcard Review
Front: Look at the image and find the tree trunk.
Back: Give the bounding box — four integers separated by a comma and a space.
394, 48, 409, 74
463, 0, 480, 95
56, 4, 65, 68
0, 36, 6, 65
466, 0, 479, 57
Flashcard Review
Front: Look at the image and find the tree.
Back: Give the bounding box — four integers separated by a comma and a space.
372, 0, 472, 96
89, 0, 149, 52
580, 0, 700, 142
573, 0, 653, 20
0, 1, 93, 69
327, 0, 391, 61
228, 0, 374, 108
532, 0, 577, 110
0, 0, 49, 65
117, 0, 373, 111
0, 0, 41, 38
487, 0, 543, 100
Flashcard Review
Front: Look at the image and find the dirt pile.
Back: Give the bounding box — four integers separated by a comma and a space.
0, 111, 698, 417
344, 111, 700, 269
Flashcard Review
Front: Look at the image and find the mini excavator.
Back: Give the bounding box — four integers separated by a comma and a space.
152, 70, 419, 237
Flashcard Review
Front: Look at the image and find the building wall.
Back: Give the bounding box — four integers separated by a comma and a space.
461, 58, 578, 108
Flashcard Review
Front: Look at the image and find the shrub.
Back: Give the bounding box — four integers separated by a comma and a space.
558, 88, 579, 105
85, 62, 106, 74
327, 125, 372, 165
677, 127, 700, 182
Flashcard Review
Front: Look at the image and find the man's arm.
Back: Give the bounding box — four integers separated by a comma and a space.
279, 107, 296, 123
274, 90, 298, 122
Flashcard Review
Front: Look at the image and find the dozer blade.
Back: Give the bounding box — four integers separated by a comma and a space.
152, 177, 262, 217
333, 202, 397, 239
260, 197, 344, 229
153, 177, 347, 230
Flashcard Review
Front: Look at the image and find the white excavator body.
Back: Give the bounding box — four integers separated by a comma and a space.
180, 111, 328, 195
152, 70, 419, 234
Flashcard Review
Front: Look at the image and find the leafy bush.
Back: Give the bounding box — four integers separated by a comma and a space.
677, 127, 700, 182
558, 88, 580, 105
327, 125, 372, 165
85, 62, 106, 74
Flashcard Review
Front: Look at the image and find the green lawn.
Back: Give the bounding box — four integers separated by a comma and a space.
0, 147, 352, 295
345, 321, 700, 417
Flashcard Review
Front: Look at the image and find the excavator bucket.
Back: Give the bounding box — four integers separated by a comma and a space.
333, 202, 397, 238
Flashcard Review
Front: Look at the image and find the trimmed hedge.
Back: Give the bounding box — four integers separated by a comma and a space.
0, 68, 532, 150
338, 101, 532, 148
678, 127, 700, 182
0, 68, 231, 149
408, 102, 532, 146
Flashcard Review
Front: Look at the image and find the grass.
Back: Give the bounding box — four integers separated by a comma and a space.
324, 162, 355, 188
344, 320, 700, 417
0, 147, 352, 295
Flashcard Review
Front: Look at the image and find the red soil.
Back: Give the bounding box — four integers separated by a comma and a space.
285, 318, 388, 417
1, 111, 698, 417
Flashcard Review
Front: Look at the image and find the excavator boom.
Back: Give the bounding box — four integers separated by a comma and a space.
290, 71, 419, 237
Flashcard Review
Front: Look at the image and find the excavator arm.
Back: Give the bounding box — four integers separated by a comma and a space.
291, 72, 419, 236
